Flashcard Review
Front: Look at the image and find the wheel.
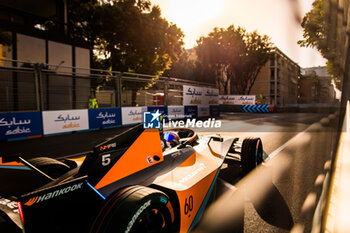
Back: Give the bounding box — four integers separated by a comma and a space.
90, 186, 175, 233
241, 138, 263, 174
27, 157, 71, 178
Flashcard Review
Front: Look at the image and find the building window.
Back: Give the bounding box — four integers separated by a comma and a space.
270, 68, 275, 80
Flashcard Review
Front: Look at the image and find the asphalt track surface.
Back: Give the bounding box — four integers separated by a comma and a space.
0, 112, 338, 233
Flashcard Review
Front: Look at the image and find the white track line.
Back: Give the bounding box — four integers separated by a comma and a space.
266, 125, 312, 161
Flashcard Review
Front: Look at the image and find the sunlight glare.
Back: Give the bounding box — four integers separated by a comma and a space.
167, 0, 223, 29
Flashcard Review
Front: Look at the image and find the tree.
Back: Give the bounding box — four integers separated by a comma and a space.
298, 0, 342, 89
62, 0, 184, 105
65, 0, 184, 76
196, 25, 273, 94
163, 49, 196, 80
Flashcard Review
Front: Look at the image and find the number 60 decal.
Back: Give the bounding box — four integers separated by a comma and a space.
184, 195, 193, 215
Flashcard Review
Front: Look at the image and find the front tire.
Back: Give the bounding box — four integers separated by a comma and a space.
241, 138, 263, 174
91, 186, 175, 233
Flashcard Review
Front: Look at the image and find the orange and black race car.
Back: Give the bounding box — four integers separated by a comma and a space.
0, 124, 263, 233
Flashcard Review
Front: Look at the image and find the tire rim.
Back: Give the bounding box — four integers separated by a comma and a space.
128, 205, 172, 233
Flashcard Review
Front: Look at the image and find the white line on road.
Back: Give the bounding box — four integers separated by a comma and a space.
266, 125, 313, 161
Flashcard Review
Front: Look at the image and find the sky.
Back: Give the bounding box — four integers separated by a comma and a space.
150, 0, 326, 68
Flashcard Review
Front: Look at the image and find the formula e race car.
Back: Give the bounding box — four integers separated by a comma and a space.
0, 124, 263, 233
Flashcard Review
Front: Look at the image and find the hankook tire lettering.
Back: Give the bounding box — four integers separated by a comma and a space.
34, 182, 83, 204
125, 200, 151, 233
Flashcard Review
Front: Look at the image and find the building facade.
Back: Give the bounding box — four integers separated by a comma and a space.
250, 47, 300, 105
0, 1, 92, 112
300, 67, 336, 104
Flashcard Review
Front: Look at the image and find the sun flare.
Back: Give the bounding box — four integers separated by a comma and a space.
166, 0, 223, 29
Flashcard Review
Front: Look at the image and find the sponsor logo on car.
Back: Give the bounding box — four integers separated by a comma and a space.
178, 163, 206, 185
24, 182, 84, 206
126, 200, 151, 233
100, 142, 117, 151
0, 197, 19, 213
146, 156, 154, 164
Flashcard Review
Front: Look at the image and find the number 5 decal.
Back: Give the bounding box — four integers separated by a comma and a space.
184, 195, 193, 215
102, 154, 111, 166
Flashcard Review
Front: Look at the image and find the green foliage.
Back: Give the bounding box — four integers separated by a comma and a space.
196, 25, 273, 94
298, 0, 342, 89
163, 50, 195, 79
66, 0, 184, 76
56, 0, 184, 105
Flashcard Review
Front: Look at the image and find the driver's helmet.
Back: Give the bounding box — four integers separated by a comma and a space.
163, 131, 180, 147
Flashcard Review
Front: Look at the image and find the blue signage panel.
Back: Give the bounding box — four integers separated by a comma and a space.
210, 105, 220, 117
147, 106, 168, 119
184, 105, 198, 119
0, 112, 43, 140
88, 108, 121, 129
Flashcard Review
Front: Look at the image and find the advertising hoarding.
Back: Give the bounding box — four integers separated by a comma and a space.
121, 107, 147, 125
167, 106, 185, 119
219, 95, 256, 105
184, 105, 198, 118
42, 109, 89, 135
0, 112, 43, 140
183, 85, 219, 106
183, 85, 204, 105
203, 88, 219, 105
197, 105, 210, 117
88, 108, 121, 129
210, 105, 220, 117
147, 106, 168, 116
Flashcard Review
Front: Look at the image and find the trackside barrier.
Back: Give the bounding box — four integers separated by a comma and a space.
0, 112, 43, 140
88, 108, 122, 130
42, 110, 89, 135
1, 105, 219, 140
147, 106, 168, 120
242, 105, 274, 113
121, 107, 146, 125
167, 106, 185, 119
221, 104, 337, 113
185, 106, 198, 119
198, 105, 210, 117
210, 105, 220, 117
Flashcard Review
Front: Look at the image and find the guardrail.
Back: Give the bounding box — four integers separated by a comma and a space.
220, 104, 338, 113
0, 105, 220, 141
312, 101, 350, 232
0, 58, 216, 112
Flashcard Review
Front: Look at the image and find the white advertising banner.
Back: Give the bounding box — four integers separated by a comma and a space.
219, 95, 256, 105
183, 85, 204, 105
203, 88, 219, 105
42, 109, 89, 135
121, 107, 146, 125
198, 105, 210, 117
167, 106, 185, 119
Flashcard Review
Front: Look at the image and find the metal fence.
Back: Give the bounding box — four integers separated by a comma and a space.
0, 58, 216, 112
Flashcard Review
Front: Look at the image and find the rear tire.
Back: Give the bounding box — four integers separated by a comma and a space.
241, 138, 263, 174
91, 186, 175, 233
